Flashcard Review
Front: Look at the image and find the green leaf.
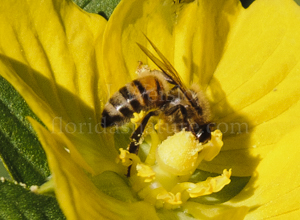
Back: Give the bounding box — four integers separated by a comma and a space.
0, 161, 10, 179
73, 0, 121, 19
0, 76, 50, 186
0, 179, 65, 220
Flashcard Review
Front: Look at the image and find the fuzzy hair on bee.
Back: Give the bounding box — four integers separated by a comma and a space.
101, 67, 170, 128
161, 83, 211, 134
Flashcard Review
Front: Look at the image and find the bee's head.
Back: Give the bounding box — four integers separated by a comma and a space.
195, 123, 214, 143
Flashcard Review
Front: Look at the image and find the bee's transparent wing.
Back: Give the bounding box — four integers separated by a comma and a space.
137, 37, 194, 104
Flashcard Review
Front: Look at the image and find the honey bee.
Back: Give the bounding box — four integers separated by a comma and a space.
101, 38, 212, 158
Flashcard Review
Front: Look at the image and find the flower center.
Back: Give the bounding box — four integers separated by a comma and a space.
118, 114, 231, 209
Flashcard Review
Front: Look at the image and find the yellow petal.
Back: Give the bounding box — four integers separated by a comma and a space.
29, 117, 159, 220
0, 0, 119, 174
172, 0, 243, 86
103, 0, 243, 92
102, 0, 175, 93
200, 0, 300, 176
226, 126, 300, 219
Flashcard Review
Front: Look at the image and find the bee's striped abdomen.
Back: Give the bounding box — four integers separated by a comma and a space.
101, 75, 167, 127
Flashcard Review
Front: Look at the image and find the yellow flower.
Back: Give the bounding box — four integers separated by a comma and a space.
1, 0, 300, 219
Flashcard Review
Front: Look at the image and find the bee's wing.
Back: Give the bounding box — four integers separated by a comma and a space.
137, 42, 183, 87
137, 38, 194, 102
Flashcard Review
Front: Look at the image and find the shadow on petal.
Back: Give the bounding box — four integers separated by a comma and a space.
0, 55, 123, 175
199, 75, 261, 180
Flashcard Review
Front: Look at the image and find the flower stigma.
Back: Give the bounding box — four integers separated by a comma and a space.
118, 115, 231, 209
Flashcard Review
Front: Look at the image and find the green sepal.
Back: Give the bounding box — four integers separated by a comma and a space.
91, 171, 138, 203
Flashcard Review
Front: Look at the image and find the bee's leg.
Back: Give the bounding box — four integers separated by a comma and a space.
128, 110, 159, 154
127, 110, 159, 177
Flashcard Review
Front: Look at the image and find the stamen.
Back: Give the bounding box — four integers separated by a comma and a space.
130, 111, 147, 127
136, 163, 156, 182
